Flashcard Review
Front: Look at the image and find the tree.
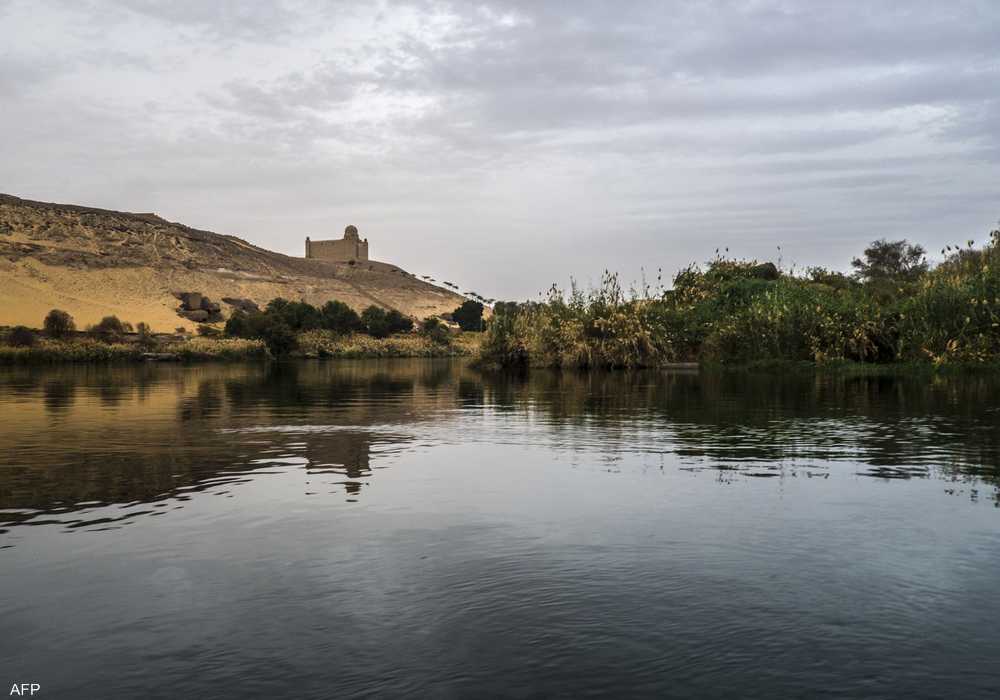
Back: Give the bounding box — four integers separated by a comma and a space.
320, 300, 362, 334
261, 320, 298, 357
361, 306, 392, 338
452, 300, 484, 331
360, 306, 413, 338
223, 309, 295, 356
386, 309, 414, 334
91, 315, 128, 342
8, 326, 36, 347
851, 239, 928, 284
225, 310, 252, 338
259, 317, 297, 357
43, 309, 75, 338
266, 298, 322, 331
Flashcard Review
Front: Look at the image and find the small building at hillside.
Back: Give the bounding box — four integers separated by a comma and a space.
305, 225, 369, 262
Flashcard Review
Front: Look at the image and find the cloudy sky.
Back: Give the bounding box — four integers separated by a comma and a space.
2, 1, 998, 299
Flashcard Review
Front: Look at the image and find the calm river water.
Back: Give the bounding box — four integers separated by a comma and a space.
1, 360, 999, 698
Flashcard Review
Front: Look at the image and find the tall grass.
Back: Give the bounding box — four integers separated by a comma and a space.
478, 229, 1000, 369
0, 337, 266, 364
478, 271, 671, 369
0, 338, 142, 364
297, 330, 479, 358
162, 337, 267, 361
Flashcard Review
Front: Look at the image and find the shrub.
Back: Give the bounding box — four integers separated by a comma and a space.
453, 300, 484, 331
223, 309, 296, 357
386, 309, 414, 334
320, 300, 363, 334
361, 306, 392, 338
8, 326, 36, 347
43, 309, 75, 338
492, 301, 521, 318
421, 317, 450, 344
359, 306, 412, 338
259, 317, 297, 357
224, 310, 252, 338
90, 315, 128, 342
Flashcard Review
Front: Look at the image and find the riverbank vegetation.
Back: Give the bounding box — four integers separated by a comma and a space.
297, 329, 480, 358
0, 298, 482, 364
477, 228, 1000, 370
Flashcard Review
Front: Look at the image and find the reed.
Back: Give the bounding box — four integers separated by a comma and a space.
296, 330, 479, 358
477, 229, 1000, 369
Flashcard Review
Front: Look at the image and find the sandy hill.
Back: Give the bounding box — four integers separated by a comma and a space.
0, 193, 467, 331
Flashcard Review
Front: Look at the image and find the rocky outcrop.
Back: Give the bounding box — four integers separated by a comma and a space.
174, 291, 223, 323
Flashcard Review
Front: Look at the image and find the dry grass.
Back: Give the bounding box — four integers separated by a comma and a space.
297, 330, 481, 358
0, 336, 265, 364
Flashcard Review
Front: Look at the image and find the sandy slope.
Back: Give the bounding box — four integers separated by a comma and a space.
0, 194, 466, 331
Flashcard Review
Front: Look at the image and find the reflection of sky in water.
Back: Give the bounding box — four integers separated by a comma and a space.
0, 362, 999, 535
1, 361, 1000, 697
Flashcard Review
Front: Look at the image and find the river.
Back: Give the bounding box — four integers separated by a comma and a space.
1, 360, 998, 698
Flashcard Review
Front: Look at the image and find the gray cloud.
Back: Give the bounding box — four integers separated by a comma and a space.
0, 0, 997, 299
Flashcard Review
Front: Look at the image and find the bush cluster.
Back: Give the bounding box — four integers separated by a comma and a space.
453, 300, 484, 331
224, 298, 415, 356
478, 230, 1000, 369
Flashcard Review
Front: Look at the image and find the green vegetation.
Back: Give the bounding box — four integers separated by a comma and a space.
478, 228, 1000, 370
452, 300, 484, 331
0, 338, 143, 364
89, 315, 131, 342
360, 306, 413, 339
0, 334, 267, 365
296, 330, 478, 358
161, 337, 267, 362
225, 297, 416, 354
320, 300, 363, 334
1, 298, 465, 364
420, 316, 451, 344
43, 309, 75, 338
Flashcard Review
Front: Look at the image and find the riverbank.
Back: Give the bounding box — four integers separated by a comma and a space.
0, 332, 482, 365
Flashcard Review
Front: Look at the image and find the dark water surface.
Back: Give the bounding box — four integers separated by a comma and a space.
1, 360, 999, 698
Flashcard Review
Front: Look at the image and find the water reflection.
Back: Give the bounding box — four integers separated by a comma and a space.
1, 361, 999, 536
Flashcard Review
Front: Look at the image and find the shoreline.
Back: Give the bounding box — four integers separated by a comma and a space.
3, 329, 997, 373
0, 331, 482, 365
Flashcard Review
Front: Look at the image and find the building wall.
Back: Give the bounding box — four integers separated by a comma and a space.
305, 237, 368, 262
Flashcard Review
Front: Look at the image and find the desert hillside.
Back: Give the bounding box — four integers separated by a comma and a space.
0, 193, 467, 331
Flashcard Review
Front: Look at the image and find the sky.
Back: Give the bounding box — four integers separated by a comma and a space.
1, 0, 998, 301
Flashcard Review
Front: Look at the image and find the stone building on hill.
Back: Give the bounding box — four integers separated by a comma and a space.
305, 225, 369, 262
